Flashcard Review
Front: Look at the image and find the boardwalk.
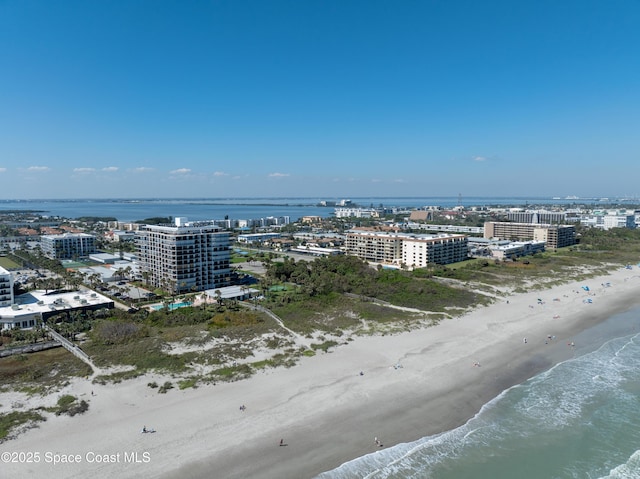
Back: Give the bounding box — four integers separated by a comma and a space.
43, 324, 101, 374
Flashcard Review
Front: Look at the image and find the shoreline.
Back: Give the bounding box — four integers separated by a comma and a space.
2, 267, 640, 479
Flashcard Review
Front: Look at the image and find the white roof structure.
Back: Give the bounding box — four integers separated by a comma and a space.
0, 289, 114, 330
206, 285, 260, 300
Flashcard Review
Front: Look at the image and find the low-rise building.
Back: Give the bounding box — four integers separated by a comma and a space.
301, 216, 323, 224
580, 211, 636, 230
0, 289, 114, 330
489, 241, 546, 260
335, 207, 381, 218
408, 210, 434, 222
237, 233, 281, 244
289, 245, 344, 257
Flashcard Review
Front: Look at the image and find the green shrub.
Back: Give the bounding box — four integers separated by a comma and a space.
0, 410, 46, 441
158, 381, 174, 394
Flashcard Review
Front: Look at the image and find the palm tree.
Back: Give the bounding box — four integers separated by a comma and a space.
200, 291, 208, 310
214, 289, 223, 311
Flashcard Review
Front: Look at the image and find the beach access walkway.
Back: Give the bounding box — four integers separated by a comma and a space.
242, 302, 313, 348
43, 324, 101, 375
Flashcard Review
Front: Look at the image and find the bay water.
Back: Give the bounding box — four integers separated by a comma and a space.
0, 196, 599, 223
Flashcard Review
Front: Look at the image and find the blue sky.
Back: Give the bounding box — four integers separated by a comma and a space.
1, 0, 639, 199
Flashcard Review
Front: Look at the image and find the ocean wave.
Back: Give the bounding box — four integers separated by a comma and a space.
316, 330, 640, 479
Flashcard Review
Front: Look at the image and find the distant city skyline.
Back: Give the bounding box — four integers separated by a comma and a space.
1, 1, 639, 200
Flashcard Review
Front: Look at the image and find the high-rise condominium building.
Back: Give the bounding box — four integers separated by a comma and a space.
135, 219, 231, 294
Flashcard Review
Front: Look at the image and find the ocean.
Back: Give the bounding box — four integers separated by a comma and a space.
316, 306, 640, 479
0, 196, 608, 222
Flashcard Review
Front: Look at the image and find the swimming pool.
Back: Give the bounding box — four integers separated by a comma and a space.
152, 301, 192, 311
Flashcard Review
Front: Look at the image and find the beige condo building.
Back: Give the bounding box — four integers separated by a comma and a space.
484, 222, 576, 249
345, 230, 468, 268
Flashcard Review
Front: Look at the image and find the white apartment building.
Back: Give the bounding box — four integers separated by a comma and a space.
135, 219, 231, 294
578, 210, 637, 230
0, 266, 13, 307
334, 208, 380, 218
489, 241, 546, 260
506, 210, 568, 224
237, 233, 281, 244
40, 233, 97, 259
401, 234, 469, 268
346, 230, 468, 267
603, 214, 636, 230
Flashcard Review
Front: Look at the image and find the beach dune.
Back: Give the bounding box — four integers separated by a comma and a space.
2, 267, 640, 479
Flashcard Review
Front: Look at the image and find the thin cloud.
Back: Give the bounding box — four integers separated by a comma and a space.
473, 156, 487, 162
170, 168, 191, 174
268, 172, 290, 178
73, 168, 96, 173
213, 171, 229, 177
27, 166, 51, 172
102, 166, 118, 172
0, 168, 6, 173
132, 167, 155, 173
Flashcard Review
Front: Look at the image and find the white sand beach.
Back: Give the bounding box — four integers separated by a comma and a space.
2, 266, 640, 479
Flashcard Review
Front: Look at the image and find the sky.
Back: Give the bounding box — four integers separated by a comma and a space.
1, 0, 639, 200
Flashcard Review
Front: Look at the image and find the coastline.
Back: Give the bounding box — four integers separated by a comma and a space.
2, 267, 640, 479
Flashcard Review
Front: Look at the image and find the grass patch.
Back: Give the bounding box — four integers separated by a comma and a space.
269, 293, 418, 335
0, 410, 46, 442
0, 256, 21, 269
310, 340, 339, 353
93, 369, 145, 385
178, 377, 199, 390
45, 395, 89, 417
208, 364, 253, 383
84, 335, 197, 373
0, 348, 93, 392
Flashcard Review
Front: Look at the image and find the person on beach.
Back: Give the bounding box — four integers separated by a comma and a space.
280, 439, 285, 446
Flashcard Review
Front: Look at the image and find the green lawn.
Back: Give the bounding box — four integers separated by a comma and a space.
0, 256, 21, 269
